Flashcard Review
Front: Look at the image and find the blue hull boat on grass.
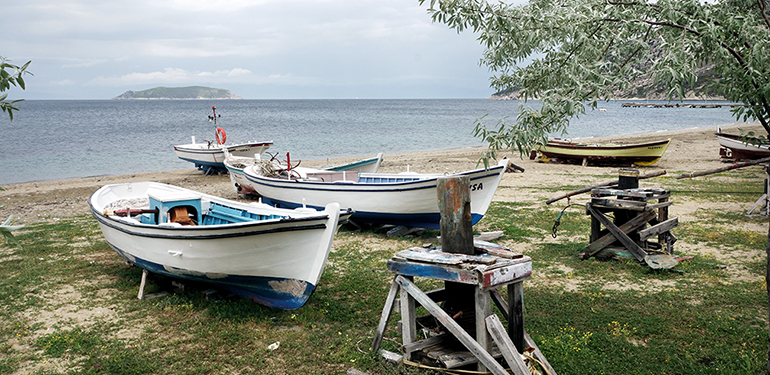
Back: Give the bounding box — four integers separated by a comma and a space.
90, 181, 352, 309
240, 159, 510, 230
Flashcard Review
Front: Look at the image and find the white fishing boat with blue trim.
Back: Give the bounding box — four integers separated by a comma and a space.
90, 181, 352, 310
240, 159, 509, 230
174, 139, 273, 173
173, 106, 273, 173
225, 152, 384, 196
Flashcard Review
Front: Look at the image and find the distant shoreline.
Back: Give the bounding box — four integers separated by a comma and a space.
0, 121, 761, 224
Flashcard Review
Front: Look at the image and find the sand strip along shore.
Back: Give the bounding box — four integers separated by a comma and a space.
0, 122, 764, 225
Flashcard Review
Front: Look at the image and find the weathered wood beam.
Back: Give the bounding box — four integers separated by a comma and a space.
371, 277, 400, 352
486, 314, 531, 375
638, 217, 679, 241
584, 210, 657, 257
586, 203, 648, 262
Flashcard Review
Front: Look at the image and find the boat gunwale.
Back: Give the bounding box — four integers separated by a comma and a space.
540, 138, 671, 151
173, 141, 274, 154
242, 165, 506, 193
91, 209, 331, 240
89, 183, 352, 239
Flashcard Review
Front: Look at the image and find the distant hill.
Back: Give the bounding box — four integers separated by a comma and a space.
113, 86, 242, 100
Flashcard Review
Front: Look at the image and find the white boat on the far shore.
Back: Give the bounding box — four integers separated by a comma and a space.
716, 131, 770, 160
174, 138, 273, 173
173, 106, 273, 173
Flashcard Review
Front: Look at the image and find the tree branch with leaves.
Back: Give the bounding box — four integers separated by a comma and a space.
421, 0, 769, 157
420, 0, 770, 370
1, 56, 32, 121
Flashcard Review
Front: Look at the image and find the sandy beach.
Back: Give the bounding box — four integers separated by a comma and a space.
1, 122, 763, 225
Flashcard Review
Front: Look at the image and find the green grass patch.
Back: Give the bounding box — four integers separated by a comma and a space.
0, 184, 767, 375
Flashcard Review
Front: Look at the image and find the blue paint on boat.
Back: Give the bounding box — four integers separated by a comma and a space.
108, 243, 316, 310
261, 196, 482, 230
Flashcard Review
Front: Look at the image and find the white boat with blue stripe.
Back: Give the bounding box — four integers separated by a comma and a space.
90, 181, 352, 310
241, 158, 509, 229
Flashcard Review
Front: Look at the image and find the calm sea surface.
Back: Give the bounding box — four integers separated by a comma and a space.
0, 99, 743, 185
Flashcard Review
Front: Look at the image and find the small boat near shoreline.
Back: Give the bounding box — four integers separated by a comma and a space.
90, 181, 353, 309
715, 132, 770, 160
239, 159, 509, 230
174, 140, 274, 172
173, 106, 273, 173
532, 138, 670, 166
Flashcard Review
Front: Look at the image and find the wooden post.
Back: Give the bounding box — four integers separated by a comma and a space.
437, 176, 481, 368
436, 176, 476, 325
137, 269, 148, 300
399, 276, 416, 361
508, 282, 525, 353
437, 176, 474, 255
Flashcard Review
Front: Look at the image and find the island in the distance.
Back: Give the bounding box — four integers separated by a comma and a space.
113, 86, 242, 100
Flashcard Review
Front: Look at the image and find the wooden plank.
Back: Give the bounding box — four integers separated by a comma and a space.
371, 277, 400, 352
508, 282, 525, 354
586, 204, 647, 261
475, 286, 492, 372
474, 240, 523, 259
524, 331, 558, 375
475, 231, 504, 242
394, 275, 509, 375
646, 201, 673, 211
480, 259, 532, 289
591, 188, 654, 199
399, 277, 416, 361
439, 347, 503, 369
486, 314, 531, 375
387, 259, 479, 285
638, 217, 679, 241
379, 349, 403, 364
584, 209, 656, 257
545, 170, 666, 204
395, 249, 496, 265
402, 332, 449, 353
657, 197, 670, 246
591, 198, 648, 211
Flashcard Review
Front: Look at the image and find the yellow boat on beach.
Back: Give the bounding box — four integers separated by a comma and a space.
532, 138, 671, 166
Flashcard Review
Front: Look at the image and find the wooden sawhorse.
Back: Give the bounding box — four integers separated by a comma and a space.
371, 245, 555, 375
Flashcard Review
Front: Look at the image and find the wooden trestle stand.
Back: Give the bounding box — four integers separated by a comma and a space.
583, 169, 679, 269
371, 176, 556, 375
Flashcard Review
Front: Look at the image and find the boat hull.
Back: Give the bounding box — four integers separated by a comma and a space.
90, 182, 348, 309
716, 133, 770, 160
174, 141, 273, 171
225, 154, 384, 196
241, 160, 508, 229
535, 139, 670, 165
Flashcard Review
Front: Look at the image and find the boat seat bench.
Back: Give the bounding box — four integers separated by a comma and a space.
202, 202, 285, 225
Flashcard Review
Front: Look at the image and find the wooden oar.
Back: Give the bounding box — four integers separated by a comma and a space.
675, 155, 770, 179
545, 170, 667, 204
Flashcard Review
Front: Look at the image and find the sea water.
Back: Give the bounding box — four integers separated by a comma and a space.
0, 99, 743, 185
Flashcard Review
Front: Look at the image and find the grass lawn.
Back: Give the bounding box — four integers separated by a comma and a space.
1, 170, 767, 374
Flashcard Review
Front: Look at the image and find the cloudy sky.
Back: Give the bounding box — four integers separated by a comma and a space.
4, 0, 502, 100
